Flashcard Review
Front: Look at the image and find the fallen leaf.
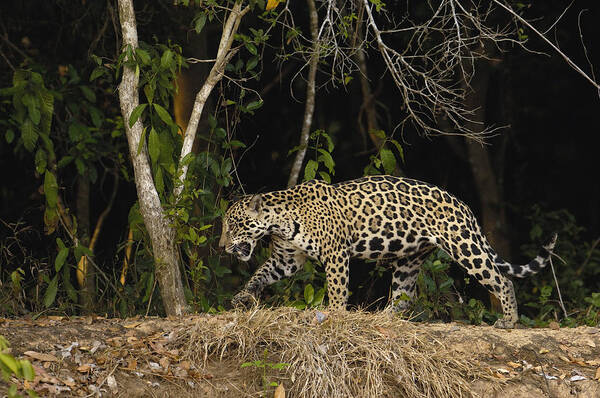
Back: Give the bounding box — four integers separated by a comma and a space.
159, 356, 170, 372
595, 367, 600, 381
538, 348, 549, 354
587, 359, 600, 366
124, 321, 143, 329
24, 351, 59, 362
274, 383, 285, 398
77, 364, 91, 373
585, 339, 596, 348
106, 375, 118, 394
570, 375, 586, 382
506, 361, 521, 369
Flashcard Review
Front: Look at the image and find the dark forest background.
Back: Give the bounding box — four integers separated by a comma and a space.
0, 0, 598, 325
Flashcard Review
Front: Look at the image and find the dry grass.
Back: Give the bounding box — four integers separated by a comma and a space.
178, 307, 499, 397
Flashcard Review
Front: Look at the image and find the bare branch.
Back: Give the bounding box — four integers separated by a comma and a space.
174, 3, 250, 199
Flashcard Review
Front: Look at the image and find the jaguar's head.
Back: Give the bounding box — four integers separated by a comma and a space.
219, 194, 267, 261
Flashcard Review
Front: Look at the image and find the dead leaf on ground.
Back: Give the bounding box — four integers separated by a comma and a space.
595, 367, 600, 380
274, 383, 285, 398
24, 351, 59, 362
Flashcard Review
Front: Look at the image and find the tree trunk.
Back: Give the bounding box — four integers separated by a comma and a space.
117, 0, 188, 316
462, 60, 510, 259
76, 175, 95, 312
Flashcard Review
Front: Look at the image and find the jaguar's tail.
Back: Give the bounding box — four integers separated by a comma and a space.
495, 233, 558, 278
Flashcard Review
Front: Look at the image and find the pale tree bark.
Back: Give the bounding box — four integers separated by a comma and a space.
117, 0, 188, 316
287, 0, 318, 188
117, 0, 249, 315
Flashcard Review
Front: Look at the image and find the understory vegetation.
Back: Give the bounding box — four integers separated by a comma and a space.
1, 0, 599, 330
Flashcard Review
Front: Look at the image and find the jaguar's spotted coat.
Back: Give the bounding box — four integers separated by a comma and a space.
219, 175, 557, 328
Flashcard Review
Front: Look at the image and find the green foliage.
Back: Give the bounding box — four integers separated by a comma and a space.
241, 349, 290, 394
290, 129, 335, 183
363, 130, 404, 176
0, 336, 37, 397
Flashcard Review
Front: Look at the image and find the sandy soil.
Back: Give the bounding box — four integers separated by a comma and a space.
1, 312, 599, 397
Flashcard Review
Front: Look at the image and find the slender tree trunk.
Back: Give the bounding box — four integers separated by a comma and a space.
76, 175, 95, 311
117, 0, 188, 316
287, 0, 318, 188
462, 60, 510, 259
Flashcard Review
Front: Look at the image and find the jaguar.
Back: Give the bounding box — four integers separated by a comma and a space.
219, 175, 557, 328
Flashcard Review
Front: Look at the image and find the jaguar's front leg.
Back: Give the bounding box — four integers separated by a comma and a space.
232, 241, 305, 309
323, 249, 350, 311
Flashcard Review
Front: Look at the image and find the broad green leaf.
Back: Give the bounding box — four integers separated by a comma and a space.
0, 353, 19, 375
20, 359, 35, 381
135, 48, 151, 65
153, 103, 174, 126
28, 105, 41, 125
246, 100, 263, 112
160, 49, 174, 69
44, 171, 58, 208
88, 106, 103, 128
245, 56, 259, 72
317, 148, 335, 173
144, 84, 155, 104
79, 86, 96, 103
21, 118, 38, 151
379, 147, 396, 174
312, 288, 325, 306
55, 247, 69, 272
43, 275, 58, 308
34, 149, 47, 174
194, 13, 207, 34
304, 284, 314, 305
148, 128, 160, 164
389, 139, 405, 163
89, 66, 104, 82
318, 171, 331, 183
128, 103, 147, 128
5, 129, 15, 144
245, 42, 258, 55
304, 159, 318, 181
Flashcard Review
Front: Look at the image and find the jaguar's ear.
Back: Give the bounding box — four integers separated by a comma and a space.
248, 194, 262, 215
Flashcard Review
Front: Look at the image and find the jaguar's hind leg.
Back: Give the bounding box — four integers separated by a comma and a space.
389, 246, 435, 310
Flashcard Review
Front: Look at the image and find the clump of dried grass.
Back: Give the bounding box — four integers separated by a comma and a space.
178, 307, 497, 397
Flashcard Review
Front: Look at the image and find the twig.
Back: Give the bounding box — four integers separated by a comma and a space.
549, 253, 568, 320
491, 0, 599, 90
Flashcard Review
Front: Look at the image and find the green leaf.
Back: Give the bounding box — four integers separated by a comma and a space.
90, 66, 104, 82
304, 159, 318, 181
21, 118, 38, 151
88, 106, 103, 128
79, 86, 96, 103
317, 148, 335, 173
148, 128, 160, 164
44, 171, 58, 208
28, 105, 41, 125
389, 139, 405, 163
0, 353, 19, 375
318, 171, 331, 183
304, 284, 314, 305
379, 147, 396, 174
246, 100, 263, 112
312, 288, 325, 306
129, 103, 147, 128
160, 49, 174, 69
245, 56, 259, 72
43, 275, 58, 308
20, 360, 35, 381
153, 103, 174, 126
194, 13, 207, 34
5, 129, 15, 144
144, 84, 155, 104
55, 247, 69, 272
135, 48, 151, 65
245, 42, 258, 55
35, 149, 47, 174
